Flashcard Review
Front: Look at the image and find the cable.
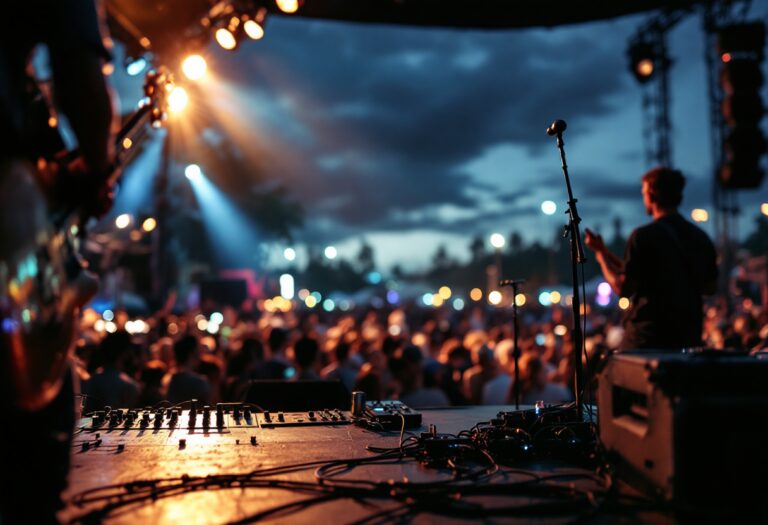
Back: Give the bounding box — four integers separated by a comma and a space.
66, 407, 613, 524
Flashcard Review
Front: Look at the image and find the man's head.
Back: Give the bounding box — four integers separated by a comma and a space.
641, 167, 685, 215
99, 330, 134, 369
173, 335, 200, 368
293, 336, 319, 371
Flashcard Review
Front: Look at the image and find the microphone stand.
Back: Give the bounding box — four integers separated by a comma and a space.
500, 279, 524, 410
549, 124, 586, 421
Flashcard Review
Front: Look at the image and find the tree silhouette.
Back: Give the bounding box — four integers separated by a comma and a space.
469, 235, 485, 262
356, 239, 375, 274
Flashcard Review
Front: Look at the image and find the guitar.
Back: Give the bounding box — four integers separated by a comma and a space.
0, 69, 175, 411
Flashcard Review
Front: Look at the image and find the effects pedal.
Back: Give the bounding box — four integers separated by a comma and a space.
361, 400, 422, 429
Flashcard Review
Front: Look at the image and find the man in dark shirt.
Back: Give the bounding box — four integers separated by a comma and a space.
84, 331, 141, 411
1, 2, 116, 522
585, 167, 717, 350
164, 335, 212, 404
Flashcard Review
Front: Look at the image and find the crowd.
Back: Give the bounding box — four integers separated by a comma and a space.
74, 289, 768, 414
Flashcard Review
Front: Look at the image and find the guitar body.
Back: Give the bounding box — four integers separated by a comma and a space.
0, 159, 80, 411
0, 69, 170, 411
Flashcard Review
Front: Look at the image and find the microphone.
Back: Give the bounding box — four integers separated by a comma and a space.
546, 120, 567, 136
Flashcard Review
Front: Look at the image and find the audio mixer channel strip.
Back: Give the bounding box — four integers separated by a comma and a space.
82, 400, 422, 435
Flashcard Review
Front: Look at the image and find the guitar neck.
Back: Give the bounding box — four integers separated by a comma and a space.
52, 104, 155, 230
109, 104, 154, 185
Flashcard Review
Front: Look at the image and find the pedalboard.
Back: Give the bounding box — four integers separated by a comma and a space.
361, 400, 422, 429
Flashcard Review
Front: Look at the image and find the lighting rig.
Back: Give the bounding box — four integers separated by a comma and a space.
626, 8, 689, 168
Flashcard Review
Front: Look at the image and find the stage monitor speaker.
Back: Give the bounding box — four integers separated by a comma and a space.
597, 349, 768, 521
245, 380, 350, 412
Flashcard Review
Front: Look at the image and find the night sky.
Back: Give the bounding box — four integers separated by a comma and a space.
111, 3, 768, 272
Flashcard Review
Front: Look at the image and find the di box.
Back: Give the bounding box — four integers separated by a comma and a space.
597, 350, 768, 519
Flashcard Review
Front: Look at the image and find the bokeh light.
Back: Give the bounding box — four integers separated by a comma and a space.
541, 200, 557, 215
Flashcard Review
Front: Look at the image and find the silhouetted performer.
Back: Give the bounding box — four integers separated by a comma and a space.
1, 1, 116, 523
585, 167, 717, 350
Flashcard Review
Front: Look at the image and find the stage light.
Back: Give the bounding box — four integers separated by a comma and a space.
197, 318, 208, 331
103, 309, 114, 321
215, 28, 237, 50
215, 17, 240, 50
298, 288, 310, 300
242, 8, 267, 40
431, 294, 444, 307
761, 203, 768, 216
422, 293, 433, 306
541, 200, 557, 215
438, 286, 452, 300
243, 20, 264, 40
210, 312, 224, 325
515, 293, 526, 307
627, 41, 659, 84
276, 0, 303, 14
115, 213, 131, 229
142, 217, 157, 232
48, 116, 57, 128
304, 295, 317, 308
470, 288, 482, 301
549, 290, 562, 304
185, 164, 202, 181
635, 58, 654, 78
324, 246, 337, 259
126, 57, 148, 76
691, 208, 709, 222
488, 290, 502, 305
168, 86, 189, 113
489, 233, 505, 249
323, 299, 335, 312
122, 137, 133, 150
284, 247, 296, 261
597, 282, 612, 297
452, 298, 465, 311
554, 324, 568, 336
182, 54, 207, 81
386, 290, 400, 304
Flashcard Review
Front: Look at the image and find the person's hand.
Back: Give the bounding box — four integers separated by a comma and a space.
48, 155, 116, 219
584, 228, 606, 254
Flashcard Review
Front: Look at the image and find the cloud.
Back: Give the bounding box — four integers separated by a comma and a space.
212, 17, 637, 238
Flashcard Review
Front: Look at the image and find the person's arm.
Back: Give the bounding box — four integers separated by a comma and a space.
47, 0, 117, 175
584, 228, 625, 295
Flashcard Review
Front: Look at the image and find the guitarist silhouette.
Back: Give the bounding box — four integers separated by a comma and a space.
1, 1, 117, 522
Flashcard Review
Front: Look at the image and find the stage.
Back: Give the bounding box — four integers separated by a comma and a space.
60, 405, 672, 524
